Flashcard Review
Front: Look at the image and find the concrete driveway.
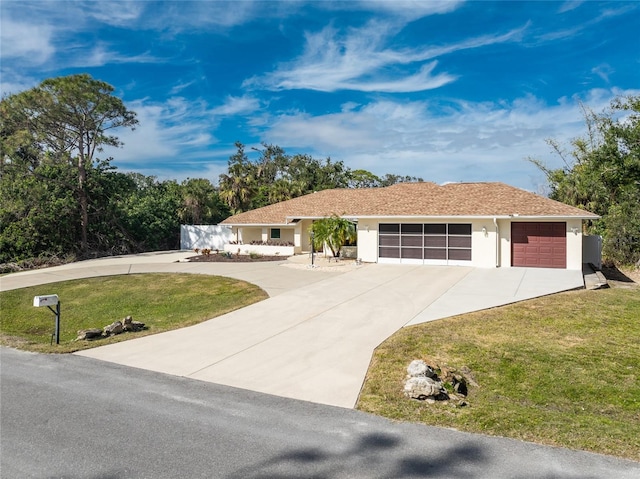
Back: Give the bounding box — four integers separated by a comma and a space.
2, 252, 584, 408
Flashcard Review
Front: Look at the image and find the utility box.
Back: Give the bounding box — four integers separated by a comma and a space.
33, 294, 59, 307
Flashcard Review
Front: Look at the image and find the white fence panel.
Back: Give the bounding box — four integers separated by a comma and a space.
180, 225, 234, 251
582, 235, 602, 269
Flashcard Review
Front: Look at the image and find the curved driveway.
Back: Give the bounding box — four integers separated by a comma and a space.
1, 251, 584, 408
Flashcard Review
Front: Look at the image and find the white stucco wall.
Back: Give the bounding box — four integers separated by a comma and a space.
237, 227, 263, 244
471, 220, 499, 268
357, 221, 378, 262
565, 218, 583, 270
180, 225, 234, 250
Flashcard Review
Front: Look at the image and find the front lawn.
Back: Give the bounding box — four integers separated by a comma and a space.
0, 273, 268, 353
358, 286, 640, 461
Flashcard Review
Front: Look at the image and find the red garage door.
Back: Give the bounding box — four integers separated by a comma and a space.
512, 222, 566, 268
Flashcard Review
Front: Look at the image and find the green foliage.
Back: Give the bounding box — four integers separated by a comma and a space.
218, 142, 423, 214
0, 75, 230, 265
531, 95, 640, 265
179, 178, 229, 225
0, 74, 139, 252
309, 215, 357, 257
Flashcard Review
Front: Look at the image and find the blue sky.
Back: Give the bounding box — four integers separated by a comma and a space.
2, 0, 639, 191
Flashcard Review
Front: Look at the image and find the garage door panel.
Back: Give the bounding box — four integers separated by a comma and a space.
379, 236, 399, 247
449, 236, 472, 248
402, 248, 423, 259
424, 248, 447, 260
378, 247, 400, 258
512, 222, 566, 269
424, 236, 446, 247
449, 249, 472, 261
401, 236, 423, 247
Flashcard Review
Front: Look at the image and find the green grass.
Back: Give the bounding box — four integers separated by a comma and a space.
357, 287, 640, 461
0, 274, 268, 353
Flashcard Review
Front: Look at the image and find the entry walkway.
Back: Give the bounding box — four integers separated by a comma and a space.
2, 252, 584, 408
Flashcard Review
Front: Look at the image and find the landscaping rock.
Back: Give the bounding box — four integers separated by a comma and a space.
103, 320, 123, 336
403, 376, 446, 400
122, 315, 145, 332
75, 329, 103, 341
407, 359, 436, 378
404, 359, 475, 403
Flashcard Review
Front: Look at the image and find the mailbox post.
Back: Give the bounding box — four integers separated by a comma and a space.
33, 294, 60, 345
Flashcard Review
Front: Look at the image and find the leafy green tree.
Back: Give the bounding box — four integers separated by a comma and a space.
530, 95, 640, 265
0, 74, 138, 253
379, 173, 424, 186
179, 178, 229, 225
0, 162, 77, 262
218, 142, 257, 214
218, 142, 428, 215
348, 169, 382, 188
117, 174, 183, 251
309, 215, 357, 258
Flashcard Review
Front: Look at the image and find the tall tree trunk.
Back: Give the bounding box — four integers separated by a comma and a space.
78, 139, 88, 253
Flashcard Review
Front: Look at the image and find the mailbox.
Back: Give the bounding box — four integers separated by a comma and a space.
33, 294, 59, 307
33, 294, 61, 345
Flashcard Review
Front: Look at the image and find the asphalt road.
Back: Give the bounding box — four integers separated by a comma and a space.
1, 347, 638, 479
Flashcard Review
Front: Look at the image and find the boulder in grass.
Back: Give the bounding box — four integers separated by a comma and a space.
407, 359, 436, 378
122, 315, 145, 332
75, 329, 104, 341
403, 376, 446, 400
103, 321, 123, 336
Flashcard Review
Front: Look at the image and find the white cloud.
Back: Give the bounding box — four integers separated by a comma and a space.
102, 94, 261, 178
0, 17, 54, 64
76, 43, 163, 68
211, 96, 261, 116
259, 88, 637, 190
245, 20, 527, 93
558, 1, 584, 14
591, 64, 614, 83
102, 97, 217, 165
83, 0, 145, 26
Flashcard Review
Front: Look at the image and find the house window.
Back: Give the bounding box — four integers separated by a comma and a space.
270, 228, 281, 239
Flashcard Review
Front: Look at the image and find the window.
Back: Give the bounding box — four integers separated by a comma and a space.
270, 228, 281, 239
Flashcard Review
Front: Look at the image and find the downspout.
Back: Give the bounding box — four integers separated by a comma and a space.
493, 217, 500, 267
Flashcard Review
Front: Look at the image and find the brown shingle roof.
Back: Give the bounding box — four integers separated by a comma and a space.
220, 182, 599, 225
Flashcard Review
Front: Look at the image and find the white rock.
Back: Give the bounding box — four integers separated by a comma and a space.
407, 360, 435, 378
403, 376, 443, 399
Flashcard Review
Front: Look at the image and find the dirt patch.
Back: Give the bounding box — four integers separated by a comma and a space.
187, 254, 286, 263
601, 265, 639, 288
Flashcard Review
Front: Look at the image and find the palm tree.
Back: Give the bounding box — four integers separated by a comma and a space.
309, 215, 356, 257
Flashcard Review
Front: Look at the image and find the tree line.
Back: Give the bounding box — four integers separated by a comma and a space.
0, 74, 421, 266
529, 95, 640, 266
